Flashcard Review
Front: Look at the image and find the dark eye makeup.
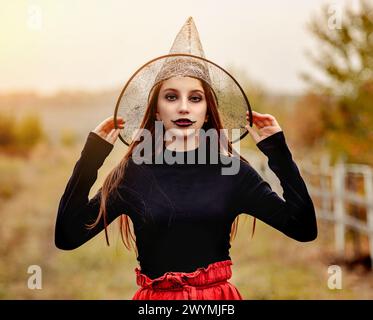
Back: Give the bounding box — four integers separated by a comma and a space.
165, 94, 203, 102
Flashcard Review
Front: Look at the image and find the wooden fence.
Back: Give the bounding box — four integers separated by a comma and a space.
245, 150, 373, 270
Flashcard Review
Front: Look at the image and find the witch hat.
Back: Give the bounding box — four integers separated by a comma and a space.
115, 16, 252, 146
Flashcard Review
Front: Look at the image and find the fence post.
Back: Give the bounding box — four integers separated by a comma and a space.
320, 153, 331, 218
333, 157, 346, 256
364, 167, 373, 270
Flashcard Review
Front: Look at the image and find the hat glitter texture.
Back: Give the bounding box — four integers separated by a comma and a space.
115, 16, 252, 146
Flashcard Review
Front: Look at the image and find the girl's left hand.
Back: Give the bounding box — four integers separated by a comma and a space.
245, 110, 283, 144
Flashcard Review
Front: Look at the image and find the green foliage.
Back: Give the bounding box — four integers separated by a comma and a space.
0, 111, 45, 151
0, 113, 17, 145
300, 0, 373, 165
302, 0, 373, 98
15, 113, 45, 148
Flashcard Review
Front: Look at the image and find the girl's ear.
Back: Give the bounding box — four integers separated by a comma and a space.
204, 115, 209, 123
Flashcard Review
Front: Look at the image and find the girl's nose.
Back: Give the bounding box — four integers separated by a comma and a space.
178, 97, 190, 111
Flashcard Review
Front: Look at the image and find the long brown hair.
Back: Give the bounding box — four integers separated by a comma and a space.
86, 77, 257, 251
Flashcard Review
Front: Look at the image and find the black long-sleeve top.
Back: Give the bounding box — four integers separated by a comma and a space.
55, 130, 317, 279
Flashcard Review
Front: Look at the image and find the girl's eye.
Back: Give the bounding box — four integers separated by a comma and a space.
165, 94, 176, 101
190, 96, 202, 102
165, 95, 202, 102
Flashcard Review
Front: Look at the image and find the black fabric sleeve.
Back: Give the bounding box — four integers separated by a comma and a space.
55, 132, 127, 250
235, 131, 318, 242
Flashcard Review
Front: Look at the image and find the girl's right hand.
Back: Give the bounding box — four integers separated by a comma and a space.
92, 115, 125, 145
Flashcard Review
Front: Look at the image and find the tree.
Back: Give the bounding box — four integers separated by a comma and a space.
300, 0, 373, 165
15, 113, 45, 148
299, 1, 373, 264
302, 0, 373, 97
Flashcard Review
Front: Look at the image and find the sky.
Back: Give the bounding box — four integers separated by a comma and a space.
0, 0, 360, 95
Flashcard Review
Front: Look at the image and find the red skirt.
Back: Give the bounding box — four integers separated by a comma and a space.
132, 259, 243, 300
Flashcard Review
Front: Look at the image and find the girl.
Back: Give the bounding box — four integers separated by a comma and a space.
54, 18, 317, 300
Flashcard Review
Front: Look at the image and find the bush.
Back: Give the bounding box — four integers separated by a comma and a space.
0, 113, 17, 146
15, 113, 45, 148
0, 111, 45, 157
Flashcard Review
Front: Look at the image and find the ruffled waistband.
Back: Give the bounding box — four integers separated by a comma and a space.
135, 260, 233, 290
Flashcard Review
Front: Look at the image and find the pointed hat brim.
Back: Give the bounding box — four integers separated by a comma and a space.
114, 17, 253, 146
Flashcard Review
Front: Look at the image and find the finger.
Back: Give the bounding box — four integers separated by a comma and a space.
108, 129, 121, 144
253, 114, 269, 122
250, 112, 276, 127
103, 121, 121, 133
96, 116, 113, 131
245, 124, 260, 142
106, 116, 125, 130
115, 118, 125, 129
97, 116, 116, 132
256, 120, 265, 127
246, 114, 262, 124
246, 114, 255, 126
247, 115, 263, 129
251, 111, 265, 117
247, 110, 262, 120
264, 115, 278, 127
271, 117, 280, 127
107, 128, 116, 139
263, 113, 275, 119
103, 115, 115, 124
252, 113, 269, 125
102, 115, 114, 123
105, 129, 117, 144
252, 111, 274, 120
113, 128, 121, 139
115, 117, 125, 124
103, 119, 117, 131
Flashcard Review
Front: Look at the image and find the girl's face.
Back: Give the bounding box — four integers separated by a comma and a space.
156, 76, 208, 140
